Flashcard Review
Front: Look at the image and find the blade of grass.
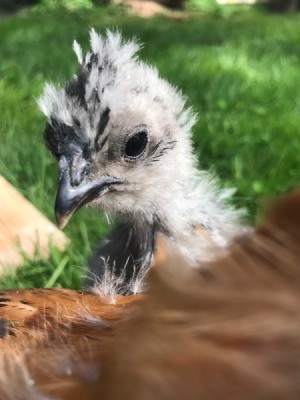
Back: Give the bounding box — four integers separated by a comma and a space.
45, 255, 69, 288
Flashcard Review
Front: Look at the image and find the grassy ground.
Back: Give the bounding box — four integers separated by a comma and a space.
0, 6, 300, 289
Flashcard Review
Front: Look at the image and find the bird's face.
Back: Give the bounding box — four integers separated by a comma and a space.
40, 30, 195, 229
44, 98, 178, 229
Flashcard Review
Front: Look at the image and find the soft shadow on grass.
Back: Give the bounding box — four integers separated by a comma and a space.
0, 7, 300, 288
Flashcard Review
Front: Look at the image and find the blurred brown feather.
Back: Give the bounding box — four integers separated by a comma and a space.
1, 190, 300, 399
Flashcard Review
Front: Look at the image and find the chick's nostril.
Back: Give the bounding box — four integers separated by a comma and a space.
70, 156, 89, 187
71, 168, 85, 187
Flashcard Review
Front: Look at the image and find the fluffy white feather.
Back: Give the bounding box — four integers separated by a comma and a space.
39, 30, 246, 290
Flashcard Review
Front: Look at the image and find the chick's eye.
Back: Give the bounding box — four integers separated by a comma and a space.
125, 131, 148, 159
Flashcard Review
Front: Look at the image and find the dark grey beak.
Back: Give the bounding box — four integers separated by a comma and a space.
55, 157, 122, 229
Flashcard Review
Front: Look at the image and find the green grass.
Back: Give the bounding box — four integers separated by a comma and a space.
0, 6, 300, 289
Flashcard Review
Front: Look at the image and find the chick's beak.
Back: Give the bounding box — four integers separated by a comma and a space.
55, 157, 122, 229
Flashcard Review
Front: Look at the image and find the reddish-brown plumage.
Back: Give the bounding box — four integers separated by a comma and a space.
1, 190, 300, 400
0, 288, 138, 335
0, 289, 140, 400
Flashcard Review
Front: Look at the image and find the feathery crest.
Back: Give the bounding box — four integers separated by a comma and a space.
38, 29, 195, 144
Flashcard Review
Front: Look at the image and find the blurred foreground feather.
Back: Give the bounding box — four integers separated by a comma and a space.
1, 190, 300, 399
